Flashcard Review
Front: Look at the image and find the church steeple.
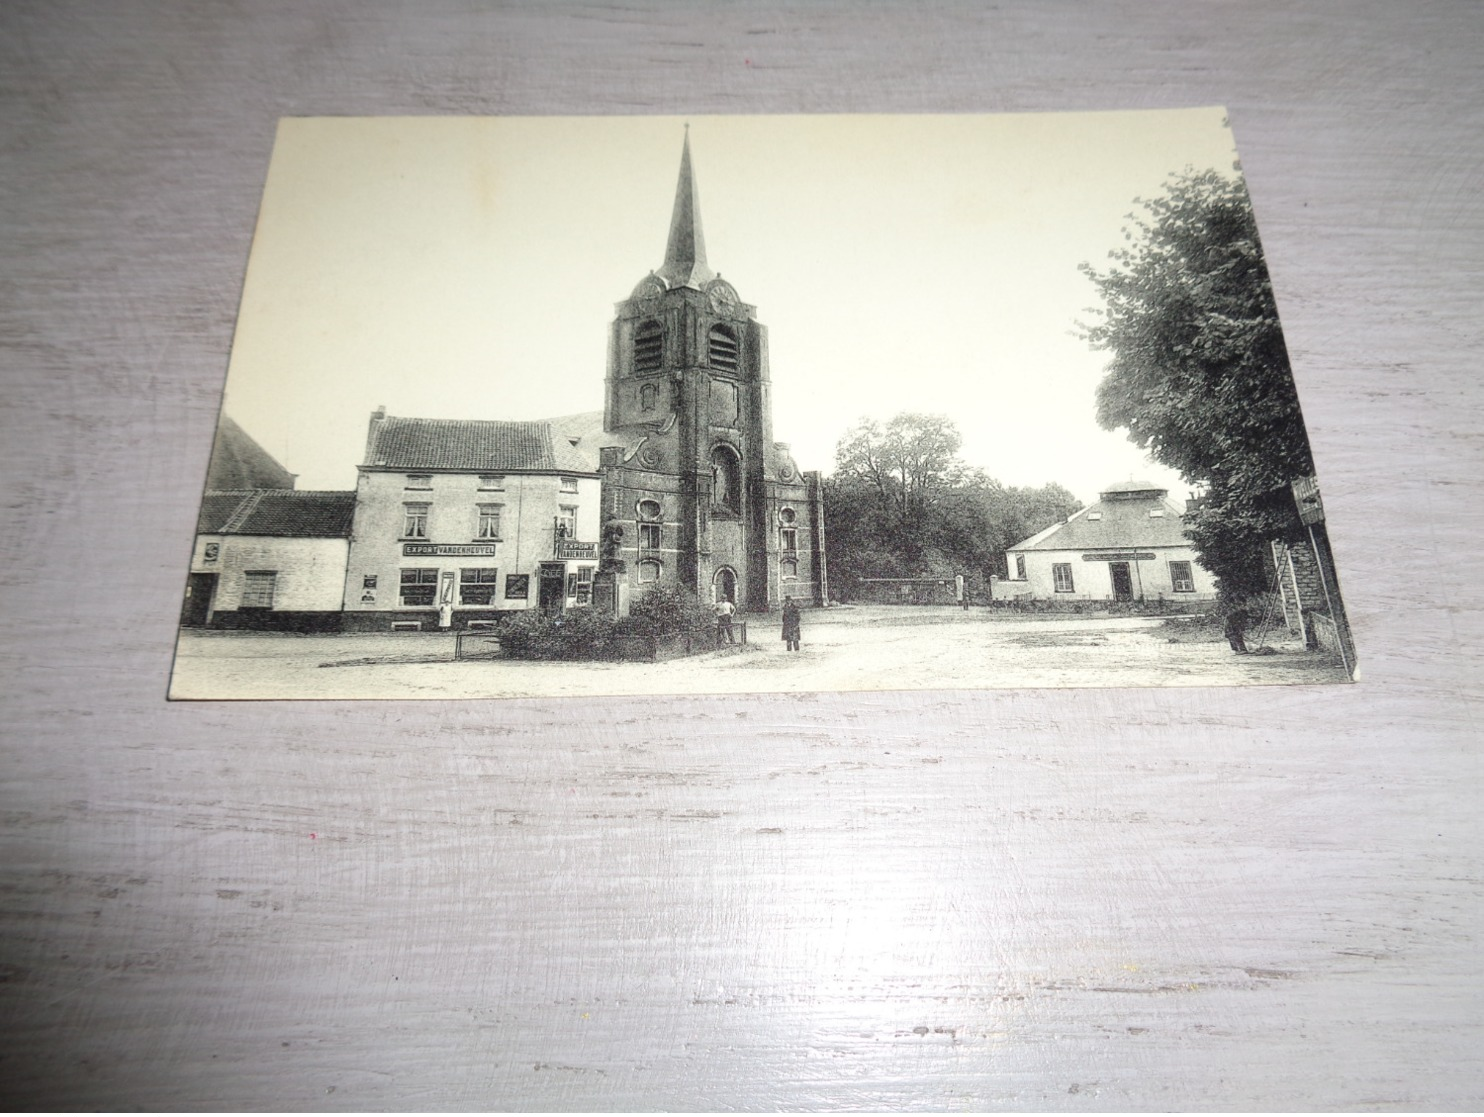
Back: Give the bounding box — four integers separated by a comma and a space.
657, 127, 715, 289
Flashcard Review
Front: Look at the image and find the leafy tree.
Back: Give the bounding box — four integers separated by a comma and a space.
1081, 168, 1314, 599
825, 413, 1079, 599
833, 413, 968, 556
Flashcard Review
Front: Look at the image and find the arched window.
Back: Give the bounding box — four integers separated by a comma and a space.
708, 324, 739, 374
634, 321, 663, 374
710, 445, 742, 514
639, 383, 656, 412
637, 499, 662, 552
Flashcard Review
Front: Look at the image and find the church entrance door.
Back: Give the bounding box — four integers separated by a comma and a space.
713, 567, 737, 605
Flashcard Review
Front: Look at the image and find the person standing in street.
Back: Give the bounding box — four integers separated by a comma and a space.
781, 595, 802, 652
714, 596, 736, 645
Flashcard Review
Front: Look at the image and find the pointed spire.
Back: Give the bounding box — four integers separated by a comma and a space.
658, 126, 715, 289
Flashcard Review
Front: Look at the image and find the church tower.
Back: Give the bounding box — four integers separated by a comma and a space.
600, 130, 824, 612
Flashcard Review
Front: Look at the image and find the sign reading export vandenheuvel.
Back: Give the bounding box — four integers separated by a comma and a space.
402, 543, 498, 557
1081, 552, 1157, 562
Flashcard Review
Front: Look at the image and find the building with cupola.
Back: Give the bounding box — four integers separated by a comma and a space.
993, 480, 1215, 604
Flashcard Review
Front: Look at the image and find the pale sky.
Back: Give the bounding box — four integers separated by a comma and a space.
220, 109, 1244, 505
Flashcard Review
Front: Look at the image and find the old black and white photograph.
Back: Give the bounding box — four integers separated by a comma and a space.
169, 110, 1355, 699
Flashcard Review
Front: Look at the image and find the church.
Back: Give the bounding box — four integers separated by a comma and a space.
594, 130, 826, 616
189, 132, 825, 632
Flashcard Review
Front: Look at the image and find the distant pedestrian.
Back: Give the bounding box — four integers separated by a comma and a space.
781, 596, 802, 652
714, 597, 736, 645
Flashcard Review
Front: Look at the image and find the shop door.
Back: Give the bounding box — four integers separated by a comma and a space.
1109, 562, 1134, 602
538, 563, 567, 611
180, 572, 217, 626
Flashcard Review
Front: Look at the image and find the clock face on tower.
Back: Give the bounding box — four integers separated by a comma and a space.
706, 279, 739, 314
632, 275, 666, 314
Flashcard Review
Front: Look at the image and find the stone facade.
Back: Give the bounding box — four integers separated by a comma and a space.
598, 132, 824, 611
1271, 538, 1324, 636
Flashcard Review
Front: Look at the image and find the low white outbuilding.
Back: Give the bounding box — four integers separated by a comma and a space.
994, 481, 1216, 605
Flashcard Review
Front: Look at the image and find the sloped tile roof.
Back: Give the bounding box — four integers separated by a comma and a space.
197, 493, 252, 534
543, 411, 608, 472
1011, 490, 1192, 552
198, 491, 356, 538
367, 413, 606, 474
205, 415, 296, 490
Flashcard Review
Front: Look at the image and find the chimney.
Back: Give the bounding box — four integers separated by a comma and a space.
364, 406, 387, 465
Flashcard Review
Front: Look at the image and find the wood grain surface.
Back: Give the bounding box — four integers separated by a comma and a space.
2, 1, 1481, 1109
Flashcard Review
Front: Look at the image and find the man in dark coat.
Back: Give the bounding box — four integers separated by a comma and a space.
781, 596, 802, 652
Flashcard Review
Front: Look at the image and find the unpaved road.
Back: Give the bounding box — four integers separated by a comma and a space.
169, 606, 1349, 700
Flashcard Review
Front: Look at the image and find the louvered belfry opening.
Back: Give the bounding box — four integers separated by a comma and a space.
708, 324, 739, 373
634, 321, 663, 373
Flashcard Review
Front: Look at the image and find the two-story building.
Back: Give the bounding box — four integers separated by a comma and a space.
340, 411, 604, 631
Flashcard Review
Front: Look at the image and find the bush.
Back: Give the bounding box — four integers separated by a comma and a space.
498, 587, 718, 661
499, 608, 618, 660
622, 584, 714, 642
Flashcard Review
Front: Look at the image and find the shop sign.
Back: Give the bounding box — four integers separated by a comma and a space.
402, 543, 497, 557
1081, 552, 1156, 562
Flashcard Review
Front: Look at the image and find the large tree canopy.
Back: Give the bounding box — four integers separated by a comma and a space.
825, 413, 1077, 600
1082, 168, 1314, 599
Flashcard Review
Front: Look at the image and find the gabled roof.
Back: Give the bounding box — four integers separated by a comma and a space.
197, 490, 357, 538
365, 413, 605, 474
1009, 486, 1191, 552
206, 415, 296, 490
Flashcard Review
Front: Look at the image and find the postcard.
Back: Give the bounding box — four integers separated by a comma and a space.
169, 110, 1354, 699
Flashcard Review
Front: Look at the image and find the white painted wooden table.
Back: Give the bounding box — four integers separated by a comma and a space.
2, 2, 1481, 1109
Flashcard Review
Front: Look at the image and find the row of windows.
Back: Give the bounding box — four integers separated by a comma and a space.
633, 559, 798, 585
632, 321, 739, 374
1050, 560, 1196, 593
399, 567, 527, 606
624, 522, 795, 554
402, 474, 578, 493
397, 567, 602, 607
401, 502, 577, 541
239, 560, 800, 612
